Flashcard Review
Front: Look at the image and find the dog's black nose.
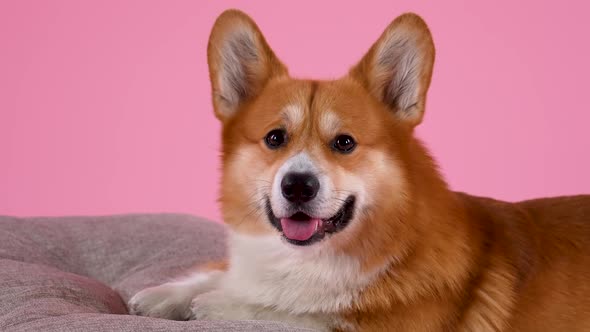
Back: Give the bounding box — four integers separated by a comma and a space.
281, 172, 320, 203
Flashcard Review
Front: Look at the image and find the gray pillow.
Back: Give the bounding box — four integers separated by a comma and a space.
0, 214, 314, 331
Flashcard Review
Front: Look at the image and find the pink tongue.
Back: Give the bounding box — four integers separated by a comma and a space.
280, 218, 320, 241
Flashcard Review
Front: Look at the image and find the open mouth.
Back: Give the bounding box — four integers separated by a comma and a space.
265, 195, 356, 246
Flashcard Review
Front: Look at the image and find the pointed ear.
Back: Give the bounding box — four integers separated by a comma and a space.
350, 13, 435, 127
207, 10, 288, 121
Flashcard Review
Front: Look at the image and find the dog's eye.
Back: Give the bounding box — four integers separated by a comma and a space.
264, 129, 287, 149
332, 135, 356, 153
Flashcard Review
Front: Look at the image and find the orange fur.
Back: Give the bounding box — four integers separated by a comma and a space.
199, 260, 229, 272
206, 9, 590, 331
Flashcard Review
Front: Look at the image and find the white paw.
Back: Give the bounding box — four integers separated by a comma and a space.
128, 283, 193, 320
188, 291, 224, 321
188, 290, 251, 321
188, 291, 332, 331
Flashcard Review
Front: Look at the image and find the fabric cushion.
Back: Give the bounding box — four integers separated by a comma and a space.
0, 214, 313, 331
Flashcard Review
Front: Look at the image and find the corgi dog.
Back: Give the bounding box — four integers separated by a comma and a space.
129, 9, 590, 331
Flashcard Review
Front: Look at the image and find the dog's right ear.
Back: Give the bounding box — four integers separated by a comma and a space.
207, 10, 288, 122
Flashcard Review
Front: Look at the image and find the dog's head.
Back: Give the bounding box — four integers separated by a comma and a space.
208, 10, 435, 261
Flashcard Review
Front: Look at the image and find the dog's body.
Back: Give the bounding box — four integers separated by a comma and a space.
129, 10, 590, 331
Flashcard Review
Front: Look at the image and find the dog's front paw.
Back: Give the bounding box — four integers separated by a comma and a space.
188, 291, 219, 320
128, 283, 193, 320
188, 290, 247, 321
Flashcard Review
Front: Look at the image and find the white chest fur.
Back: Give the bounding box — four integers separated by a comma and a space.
219, 232, 375, 314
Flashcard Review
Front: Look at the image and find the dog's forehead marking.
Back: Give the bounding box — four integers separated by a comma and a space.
318, 110, 341, 138
281, 104, 305, 129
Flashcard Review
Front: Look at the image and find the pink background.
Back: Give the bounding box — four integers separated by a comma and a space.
1, 1, 589, 221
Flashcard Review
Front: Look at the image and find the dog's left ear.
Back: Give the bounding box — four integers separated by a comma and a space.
208, 10, 288, 122
350, 13, 435, 127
